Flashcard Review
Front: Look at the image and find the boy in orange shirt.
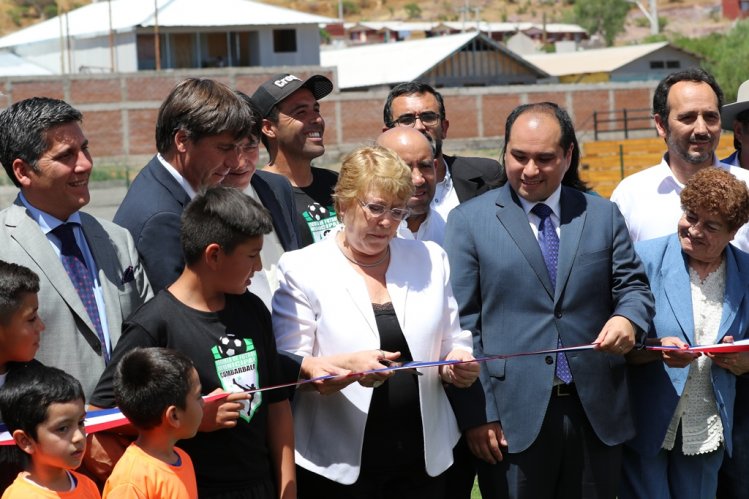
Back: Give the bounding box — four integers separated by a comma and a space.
0, 364, 99, 498
103, 347, 202, 498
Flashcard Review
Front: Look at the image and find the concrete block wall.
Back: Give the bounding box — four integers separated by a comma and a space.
0, 67, 660, 169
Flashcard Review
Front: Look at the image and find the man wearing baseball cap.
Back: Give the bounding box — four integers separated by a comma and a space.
720, 79, 749, 169
252, 73, 338, 247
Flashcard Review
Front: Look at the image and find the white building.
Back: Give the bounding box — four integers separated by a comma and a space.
0, 0, 334, 75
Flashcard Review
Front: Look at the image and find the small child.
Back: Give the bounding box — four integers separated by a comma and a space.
103, 347, 202, 498
0, 364, 99, 498
0, 260, 44, 492
91, 186, 295, 498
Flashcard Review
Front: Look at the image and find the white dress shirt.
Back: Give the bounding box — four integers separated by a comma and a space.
610, 155, 749, 252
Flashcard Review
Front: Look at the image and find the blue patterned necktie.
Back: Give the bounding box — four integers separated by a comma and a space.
531, 203, 572, 384
53, 223, 109, 363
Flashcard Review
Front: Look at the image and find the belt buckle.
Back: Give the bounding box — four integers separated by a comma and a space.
555, 383, 572, 397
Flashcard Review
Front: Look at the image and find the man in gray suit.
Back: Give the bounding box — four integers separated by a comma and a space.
445, 102, 653, 499
0, 97, 152, 397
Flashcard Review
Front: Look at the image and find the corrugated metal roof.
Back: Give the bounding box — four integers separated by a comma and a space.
524, 42, 674, 76
0, 51, 53, 76
320, 32, 545, 89
0, 0, 334, 48
350, 21, 437, 32
435, 21, 585, 34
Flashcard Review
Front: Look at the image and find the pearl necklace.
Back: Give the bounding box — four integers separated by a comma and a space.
338, 241, 390, 268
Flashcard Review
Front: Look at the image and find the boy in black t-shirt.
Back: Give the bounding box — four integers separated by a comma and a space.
91, 186, 295, 499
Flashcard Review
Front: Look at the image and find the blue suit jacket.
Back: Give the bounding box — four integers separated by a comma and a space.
629, 234, 749, 457
114, 159, 300, 293
114, 156, 189, 292
445, 184, 654, 453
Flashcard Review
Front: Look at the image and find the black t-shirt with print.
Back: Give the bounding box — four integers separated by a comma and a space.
90, 290, 287, 495
294, 166, 339, 247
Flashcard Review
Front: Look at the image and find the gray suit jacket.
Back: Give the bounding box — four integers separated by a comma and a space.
0, 199, 153, 397
445, 184, 654, 452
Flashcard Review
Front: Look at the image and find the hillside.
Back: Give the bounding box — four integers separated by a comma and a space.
0, 0, 735, 44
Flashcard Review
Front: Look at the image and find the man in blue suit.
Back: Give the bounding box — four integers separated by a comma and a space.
114, 78, 253, 291
444, 102, 654, 499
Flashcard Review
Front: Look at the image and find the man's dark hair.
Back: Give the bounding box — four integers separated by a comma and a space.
383, 81, 446, 127
653, 68, 723, 131
154, 78, 253, 155
114, 347, 196, 431
497, 102, 589, 192
0, 97, 82, 188
0, 261, 40, 326
236, 91, 262, 144
257, 106, 281, 155
0, 363, 84, 440
180, 185, 273, 265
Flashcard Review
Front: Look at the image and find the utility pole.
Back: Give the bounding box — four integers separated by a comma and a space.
153, 0, 161, 70
630, 0, 659, 35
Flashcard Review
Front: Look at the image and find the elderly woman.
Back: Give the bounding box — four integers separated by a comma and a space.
271, 145, 479, 498
622, 167, 749, 499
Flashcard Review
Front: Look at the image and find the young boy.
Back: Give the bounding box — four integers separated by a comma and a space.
0, 260, 44, 492
91, 186, 296, 498
0, 364, 100, 498
103, 347, 202, 498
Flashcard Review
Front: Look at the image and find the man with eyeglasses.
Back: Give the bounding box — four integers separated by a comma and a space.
252, 73, 339, 248
376, 127, 446, 246
383, 81, 500, 221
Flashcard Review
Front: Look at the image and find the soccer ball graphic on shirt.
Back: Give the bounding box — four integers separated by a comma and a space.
307, 203, 328, 221
217, 334, 246, 358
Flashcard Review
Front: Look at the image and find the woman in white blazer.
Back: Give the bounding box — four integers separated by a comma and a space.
272, 145, 478, 498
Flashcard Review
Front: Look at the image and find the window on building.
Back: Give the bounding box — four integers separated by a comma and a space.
741, 0, 749, 12
666, 60, 680, 69
650, 61, 665, 69
273, 29, 297, 53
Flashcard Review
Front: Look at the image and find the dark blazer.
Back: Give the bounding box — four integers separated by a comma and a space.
628, 234, 749, 457
251, 170, 300, 252
114, 155, 189, 292
443, 154, 500, 202
444, 184, 654, 453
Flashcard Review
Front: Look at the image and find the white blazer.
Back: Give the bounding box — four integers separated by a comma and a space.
272, 236, 471, 484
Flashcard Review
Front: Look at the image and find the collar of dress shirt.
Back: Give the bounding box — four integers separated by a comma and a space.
157, 153, 197, 199
19, 191, 83, 235
517, 184, 562, 222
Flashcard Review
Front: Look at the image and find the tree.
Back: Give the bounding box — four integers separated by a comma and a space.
573, 0, 631, 46
404, 2, 421, 19
671, 20, 749, 103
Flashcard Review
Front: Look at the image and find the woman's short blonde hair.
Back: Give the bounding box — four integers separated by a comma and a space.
681, 167, 749, 232
333, 145, 414, 220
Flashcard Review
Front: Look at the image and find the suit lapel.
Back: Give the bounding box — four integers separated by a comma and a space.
251, 175, 294, 251
385, 244, 408, 336
556, 188, 586, 302
149, 156, 191, 207
445, 155, 480, 202
495, 185, 554, 297
6, 201, 99, 337
718, 246, 748, 342
662, 236, 695, 344
334, 241, 379, 340
80, 213, 122, 341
